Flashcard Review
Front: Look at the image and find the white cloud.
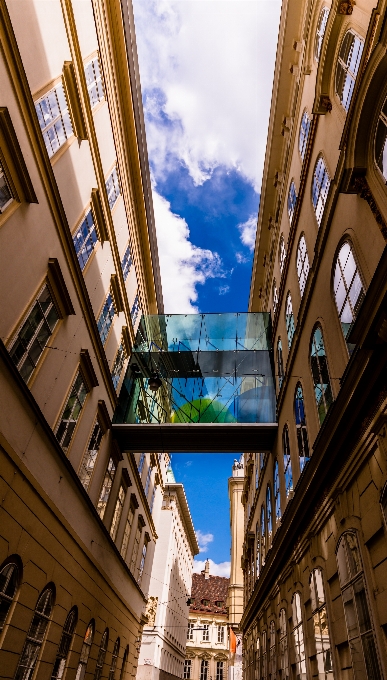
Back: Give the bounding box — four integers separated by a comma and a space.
237, 214, 257, 251
193, 559, 231, 578
219, 285, 230, 296
235, 252, 250, 264
196, 530, 214, 553
153, 190, 223, 312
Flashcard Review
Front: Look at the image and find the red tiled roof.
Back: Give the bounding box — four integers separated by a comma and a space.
189, 572, 229, 615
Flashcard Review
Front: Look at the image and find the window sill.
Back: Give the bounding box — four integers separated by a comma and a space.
0, 199, 20, 228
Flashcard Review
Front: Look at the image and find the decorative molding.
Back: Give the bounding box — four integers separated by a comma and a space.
319, 95, 332, 113
62, 61, 87, 140
353, 176, 387, 241
138, 514, 146, 529
47, 258, 75, 317
130, 493, 139, 510
0, 107, 37, 203
91, 188, 109, 242
122, 326, 132, 356
122, 467, 132, 488
337, 0, 355, 14
97, 398, 111, 433
145, 596, 158, 626
111, 273, 124, 313
80, 349, 99, 392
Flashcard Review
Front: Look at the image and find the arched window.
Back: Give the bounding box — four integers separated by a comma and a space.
255, 453, 259, 489
375, 97, 387, 180
255, 637, 261, 680
311, 327, 333, 424
0, 559, 20, 632
309, 569, 333, 680
279, 236, 286, 274
285, 294, 295, 348
288, 181, 297, 224
283, 426, 293, 498
272, 279, 278, 314
14, 584, 55, 680
291, 593, 306, 680
256, 521, 260, 577
266, 486, 273, 543
120, 645, 129, 680
336, 532, 382, 679
294, 384, 309, 471
381, 482, 387, 530
315, 7, 329, 61
94, 629, 109, 680
333, 241, 364, 338
269, 621, 276, 680
279, 609, 289, 680
277, 338, 284, 389
312, 157, 330, 226
52, 606, 78, 679
299, 111, 311, 160
274, 460, 281, 521
76, 620, 95, 680
260, 505, 266, 567
336, 31, 364, 111
262, 630, 267, 680
296, 235, 310, 298
109, 637, 120, 680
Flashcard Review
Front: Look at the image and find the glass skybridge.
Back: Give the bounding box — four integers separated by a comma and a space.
113, 313, 278, 452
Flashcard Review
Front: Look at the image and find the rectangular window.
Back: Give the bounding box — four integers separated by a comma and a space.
110, 484, 126, 541
200, 660, 208, 680
187, 623, 194, 641
9, 285, 59, 382
78, 420, 103, 490
111, 344, 125, 390
121, 244, 132, 281
85, 57, 104, 108
97, 292, 115, 345
184, 660, 192, 679
0, 159, 13, 213
202, 625, 209, 642
218, 626, 224, 643
97, 457, 116, 519
144, 465, 152, 497
56, 372, 87, 453
73, 210, 97, 270
105, 166, 120, 209
216, 662, 224, 680
138, 453, 145, 474
149, 486, 156, 513
121, 503, 135, 558
130, 521, 142, 573
137, 536, 149, 585
131, 294, 141, 326
35, 83, 73, 158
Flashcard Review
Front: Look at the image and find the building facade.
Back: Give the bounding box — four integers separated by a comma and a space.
228, 459, 244, 680
241, 0, 387, 678
185, 563, 229, 680
0, 0, 164, 678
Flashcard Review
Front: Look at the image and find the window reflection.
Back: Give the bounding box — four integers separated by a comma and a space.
375, 98, 387, 180
310, 569, 334, 680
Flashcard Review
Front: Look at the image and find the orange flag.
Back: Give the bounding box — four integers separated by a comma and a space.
229, 627, 237, 654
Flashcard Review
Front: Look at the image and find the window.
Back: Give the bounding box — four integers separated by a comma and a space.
56, 372, 87, 453
312, 157, 330, 227
97, 457, 117, 519
14, 585, 55, 680
73, 210, 98, 271
144, 465, 152, 497
256, 521, 260, 576
311, 327, 333, 424
184, 660, 192, 679
255, 637, 261, 680
138, 536, 149, 585
121, 244, 132, 281
260, 452, 265, 472
138, 453, 145, 474
130, 519, 143, 573
336, 532, 382, 680
272, 280, 278, 314
277, 338, 284, 389
218, 625, 225, 642
0, 159, 13, 213
0, 561, 19, 632
110, 484, 126, 541
262, 630, 267, 680
78, 420, 103, 490
85, 57, 104, 108
315, 7, 329, 61
310, 569, 333, 680
217, 661, 224, 680
51, 607, 78, 680
291, 594, 306, 680
149, 485, 156, 513
108, 637, 120, 680
94, 629, 109, 680
269, 621, 276, 680
299, 111, 311, 160
97, 292, 115, 345
283, 426, 293, 498
35, 83, 73, 158
375, 97, 387, 180
260, 505, 266, 567
200, 660, 209, 680
333, 241, 364, 338
131, 294, 141, 326
287, 181, 297, 224
279, 236, 286, 274
120, 646, 129, 680
266, 486, 273, 543
285, 293, 295, 348
274, 460, 281, 521
121, 502, 135, 559
336, 31, 364, 112
255, 453, 259, 489
202, 624, 210, 641
216, 601, 225, 609
10, 285, 60, 383
187, 623, 194, 641
279, 609, 289, 680
106, 166, 120, 209
75, 621, 94, 680
296, 235, 310, 298
295, 384, 309, 471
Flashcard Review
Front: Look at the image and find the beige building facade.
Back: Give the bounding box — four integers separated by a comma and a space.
240, 0, 387, 678
0, 0, 165, 678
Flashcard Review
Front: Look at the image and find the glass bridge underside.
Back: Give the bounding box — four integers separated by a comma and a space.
113, 313, 278, 452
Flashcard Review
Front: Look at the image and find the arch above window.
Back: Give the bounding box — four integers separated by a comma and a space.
336, 31, 364, 112
310, 326, 333, 424
287, 181, 297, 224
299, 111, 311, 160
285, 293, 295, 348
312, 156, 330, 226
315, 7, 329, 61
333, 240, 364, 337
296, 235, 310, 298
0, 557, 20, 633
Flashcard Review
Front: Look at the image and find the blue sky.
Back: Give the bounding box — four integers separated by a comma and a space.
132, 0, 281, 574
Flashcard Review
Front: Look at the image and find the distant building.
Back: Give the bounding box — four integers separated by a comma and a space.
228, 458, 244, 680
186, 561, 230, 680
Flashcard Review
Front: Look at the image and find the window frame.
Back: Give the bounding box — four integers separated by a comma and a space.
299, 110, 311, 160
14, 584, 56, 680
310, 325, 333, 424
97, 456, 117, 519
184, 659, 192, 679
273, 460, 281, 521
56, 370, 88, 453
283, 426, 293, 498
78, 419, 103, 491
97, 292, 116, 346
335, 30, 364, 112
312, 155, 331, 227
94, 628, 109, 680
108, 637, 120, 680
279, 235, 286, 274
0, 156, 14, 213
315, 6, 330, 61
332, 239, 365, 339
0, 556, 21, 634
287, 180, 297, 225
51, 606, 78, 680
309, 568, 334, 680
294, 383, 310, 471
285, 293, 295, 349
279, 608, 289, 680
76, 620, 95, 680
84, 55, 104, 109
35, 81, 73, 158
296, 234, 310, 298
73, 209, 98, 271
272, 279, 278, 315
291, 593, 307, 680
